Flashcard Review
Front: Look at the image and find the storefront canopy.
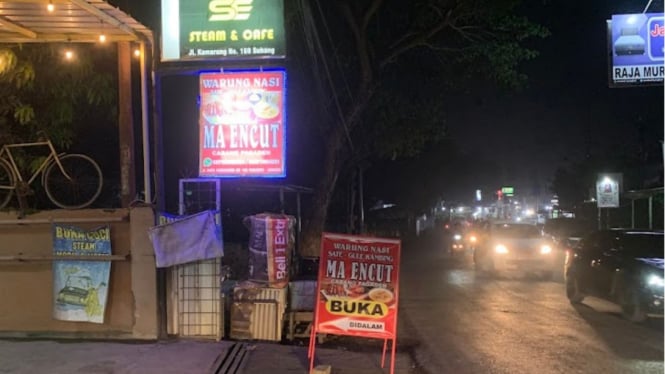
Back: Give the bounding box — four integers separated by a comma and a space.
0, 0, 155, 204
0, 0, 152, 43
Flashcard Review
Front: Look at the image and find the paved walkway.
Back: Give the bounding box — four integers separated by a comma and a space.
0, 338, 417, 374
0, 339, 230, 374
242, 340, 417, 374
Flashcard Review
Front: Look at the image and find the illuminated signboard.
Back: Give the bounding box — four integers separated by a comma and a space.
596, 173, 622, 208
607, 13, 664, 87
501, 187, 514, 196
199, 70, 286, 178
161, 0, 286, 62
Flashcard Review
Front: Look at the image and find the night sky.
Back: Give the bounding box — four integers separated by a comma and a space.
110, 0, 664, 211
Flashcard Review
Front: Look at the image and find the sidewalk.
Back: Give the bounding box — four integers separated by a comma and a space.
0, 339, 232, 374
0, 338, 417, 374
241, 340, 417, 374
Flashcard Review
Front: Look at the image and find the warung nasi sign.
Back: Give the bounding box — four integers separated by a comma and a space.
198, 70, 286, 178
313, 233, 401, 338
310, 233, 402, 374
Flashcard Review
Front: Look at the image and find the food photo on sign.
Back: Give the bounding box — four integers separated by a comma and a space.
319, 278, 396, 305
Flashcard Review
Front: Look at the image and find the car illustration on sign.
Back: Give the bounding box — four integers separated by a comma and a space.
56, 275, 93, 306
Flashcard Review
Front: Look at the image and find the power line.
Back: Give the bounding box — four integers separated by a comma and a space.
300, 0, 354, 151
313, 0, 354, 102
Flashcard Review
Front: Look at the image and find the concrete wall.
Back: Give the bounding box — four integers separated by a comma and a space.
0, 207, 158, 339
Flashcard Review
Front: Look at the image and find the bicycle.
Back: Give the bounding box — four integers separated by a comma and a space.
0, 137, 103, 210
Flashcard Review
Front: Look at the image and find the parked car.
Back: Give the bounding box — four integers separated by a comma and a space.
473, 221, 556, 279
565, 229, 664, 322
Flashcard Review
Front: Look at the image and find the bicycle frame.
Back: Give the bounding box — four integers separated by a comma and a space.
0, 139, 72, 185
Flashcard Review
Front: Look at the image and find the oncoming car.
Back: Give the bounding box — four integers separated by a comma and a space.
565, 229, 664, 323
473, 222, 556, 279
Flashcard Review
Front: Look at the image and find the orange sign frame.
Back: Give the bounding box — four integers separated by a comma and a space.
309, 233, 401, 374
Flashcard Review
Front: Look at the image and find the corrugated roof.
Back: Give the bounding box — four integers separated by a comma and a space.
0, 0, 152, 43
623, 187, 664, 200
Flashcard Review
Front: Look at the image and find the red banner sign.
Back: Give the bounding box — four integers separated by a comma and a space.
198, 70, 286, 177
313, 233, 401, 339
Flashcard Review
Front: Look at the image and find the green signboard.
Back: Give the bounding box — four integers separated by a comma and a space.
501, 187, 514, 196
161, 0, 285, 61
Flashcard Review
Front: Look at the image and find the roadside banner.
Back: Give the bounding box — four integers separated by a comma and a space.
596, 174, 621, 208
52, 225, 112, 324
608, 13, 664, 87
309, 233, 401, 374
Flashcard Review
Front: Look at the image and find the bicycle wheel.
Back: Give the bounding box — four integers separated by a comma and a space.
44, 154, 103, 209
0, 158, 16, 209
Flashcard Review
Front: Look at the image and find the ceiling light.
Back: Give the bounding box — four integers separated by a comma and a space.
98, 20, 107, 43
47, 1, 55, 12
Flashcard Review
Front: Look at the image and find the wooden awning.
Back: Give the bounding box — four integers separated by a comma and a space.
0, 0, 152, 44
0, 0, 155, 204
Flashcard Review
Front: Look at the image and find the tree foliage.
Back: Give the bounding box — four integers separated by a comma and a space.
0, 44, 117, 149
295, 0, 549, 255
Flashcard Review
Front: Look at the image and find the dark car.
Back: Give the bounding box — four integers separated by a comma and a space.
542, 217, 595, 248
565, 229, 664, 322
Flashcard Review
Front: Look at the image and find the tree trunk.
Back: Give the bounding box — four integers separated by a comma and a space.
298, 85, 375, 258
298, 125, 346, 257
348, 170, 357, 233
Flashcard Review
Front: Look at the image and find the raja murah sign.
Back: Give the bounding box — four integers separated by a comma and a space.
161, 0, 286, 61
607, 13, 664, 87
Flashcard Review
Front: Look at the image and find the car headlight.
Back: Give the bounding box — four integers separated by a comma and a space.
647, 274, 664, 287
495, 244, 508, 254
453, 234, 462, 241
540, 245, 552, 254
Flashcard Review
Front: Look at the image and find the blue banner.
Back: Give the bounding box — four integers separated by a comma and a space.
52, 225, 112, 324
610, 13, 664, 86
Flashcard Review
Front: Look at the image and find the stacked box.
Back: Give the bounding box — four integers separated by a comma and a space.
229, 282, 288, 341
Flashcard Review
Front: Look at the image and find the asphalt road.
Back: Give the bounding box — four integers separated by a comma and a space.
396, 231, 664, 374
